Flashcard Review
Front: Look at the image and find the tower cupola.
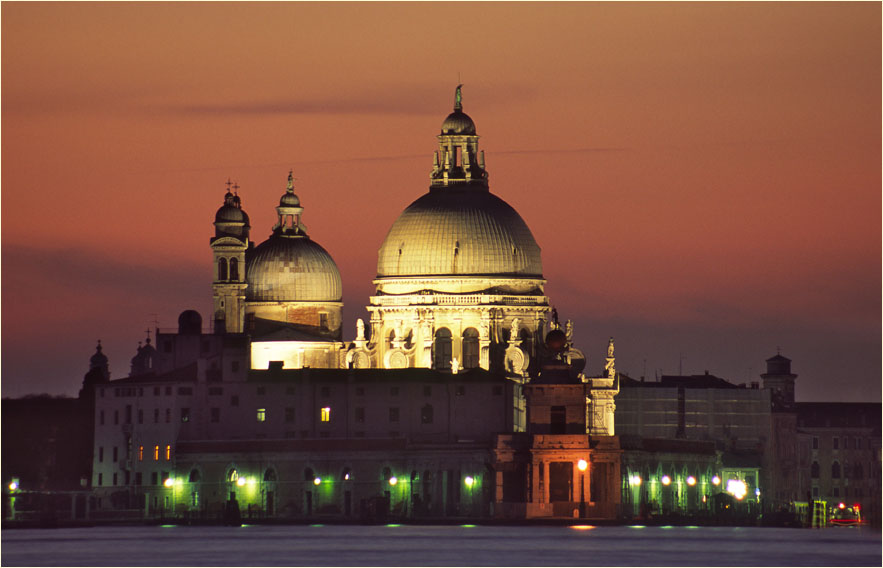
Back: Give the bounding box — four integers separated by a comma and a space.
273, 171, 307, 235
431, 85, 487, 187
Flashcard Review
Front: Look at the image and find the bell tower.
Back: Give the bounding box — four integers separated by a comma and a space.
211, 181, 250, 333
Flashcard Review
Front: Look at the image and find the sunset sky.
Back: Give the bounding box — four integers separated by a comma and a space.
2, 2, 880, 401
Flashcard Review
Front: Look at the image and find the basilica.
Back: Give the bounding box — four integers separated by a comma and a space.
83, 87, 623, 521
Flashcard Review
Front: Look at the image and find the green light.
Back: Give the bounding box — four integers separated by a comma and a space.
386, 523, 401, 527
309, 524, 324, 527
160, 524, 175, 528
461, 524, 476, 528
464, 476, 474, 487
629, 525, 646, 529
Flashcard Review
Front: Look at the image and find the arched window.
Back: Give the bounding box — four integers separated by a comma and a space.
832, 461, 841, 479
229, 258, 239, 281
433, 328, 452, 370
218, 258, 228, 281
227, 468, 239, 483
462, 328, 480, 369
421, 404, 434, 424
264, 468, 277, 482
189, 469, 201, 483
810, 462, 820, 478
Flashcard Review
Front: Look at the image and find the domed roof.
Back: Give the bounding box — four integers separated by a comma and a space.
89, 342, 108, 368
280, 192, 301, 207
215, 203, 250, 224
377, 188, 542, 278
247, 235, 342, 302
441, 110, 476, 135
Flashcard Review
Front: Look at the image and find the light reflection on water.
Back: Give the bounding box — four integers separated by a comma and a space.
2, 524, 880, 566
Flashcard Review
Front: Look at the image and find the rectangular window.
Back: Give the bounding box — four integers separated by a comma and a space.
231, 395, 239, 407
390, 387, 399, 396
177, 387, 193, 395
833, 487, 839, 497
154, 386, 160, 396
138, 409, 143, 424
424, 386, 432, 397
320, 407, 331, 422
151, 472, 158, 485
355, 407, 365, 423
165, 409, 171, 423
285, 407, 295, 423
154, 445, 160, 461
842, 437, 848, 450
833, 437, 839, 450
812, 437, 819, 450
113, 447, 118, 462
135, 472, 142, 486
154, 409, 159, 423
113, 473, 118, 486
98, 446, 104, 463
165, 386, 172, 395
257, 386, 266, 395
257, 408, 267, 422
455, 385, 466, 396
97, 473, 103, 486
320, 386, 331, 397
165, 445, 171, 461
210, 408, 220, 423
181, 408, 191, 423
99, 410, 105, 426
114, 410, 119, 425
138, 445, 143, 461
389, 407, 400, 423
208, 387, 223, 395
125, 405, 132, 424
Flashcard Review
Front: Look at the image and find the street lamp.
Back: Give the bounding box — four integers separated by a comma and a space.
577, 459, 588, 518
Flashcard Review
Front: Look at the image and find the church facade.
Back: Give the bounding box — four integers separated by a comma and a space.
86, 88, 622, 521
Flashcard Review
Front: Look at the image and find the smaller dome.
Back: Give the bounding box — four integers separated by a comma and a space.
178, 310, 203, 335
441, 110, 476, 135
215, 204, 250, 224
280, 192, 301, 208
89, 342, 108, 369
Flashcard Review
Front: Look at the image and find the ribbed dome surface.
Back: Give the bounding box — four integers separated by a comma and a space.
215, 204, 249, 224
377, 188, 542, 278
441, 110, 477, 135
247, 235, 342, 302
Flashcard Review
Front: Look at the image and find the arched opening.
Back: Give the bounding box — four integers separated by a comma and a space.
264, 468, 277, 482
228, 468, 239, 483
832, 461, 841, 479
218, 258, 228, 281
462, 328, 480, 369
433, 328, 452, 370
189, 469, 201, 483
810, 462, 820, 478
229, 258, 239, 281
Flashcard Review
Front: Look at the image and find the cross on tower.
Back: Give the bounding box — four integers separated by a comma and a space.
232, 182, 240, 193
145, 328, 152, 342
225, 179, 232, 191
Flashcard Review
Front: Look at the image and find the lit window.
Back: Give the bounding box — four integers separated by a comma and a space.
154, 445, 160, 461
138, 446, 144, 462
165, 445, 171, 461
321, 407, 331, 422
257, 408, 266, 422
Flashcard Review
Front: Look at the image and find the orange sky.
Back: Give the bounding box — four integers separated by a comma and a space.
2, 2, 880, 400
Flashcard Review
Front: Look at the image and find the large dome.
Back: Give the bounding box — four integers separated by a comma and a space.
247, 235, 342, 302
377, 187, 542, 278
